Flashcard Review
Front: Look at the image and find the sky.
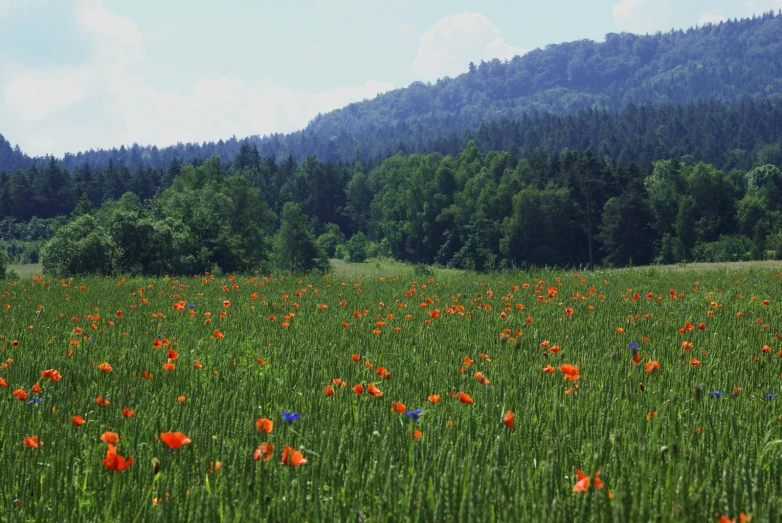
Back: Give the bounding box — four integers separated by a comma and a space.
0, 0, 779, 157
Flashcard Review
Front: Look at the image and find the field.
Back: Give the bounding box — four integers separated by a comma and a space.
1, 266, 782, 521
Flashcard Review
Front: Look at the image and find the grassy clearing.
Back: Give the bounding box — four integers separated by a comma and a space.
1, 266, 781, 520
8, 263, 42, 279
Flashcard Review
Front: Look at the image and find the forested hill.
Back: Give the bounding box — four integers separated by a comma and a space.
1, 11, 782, 172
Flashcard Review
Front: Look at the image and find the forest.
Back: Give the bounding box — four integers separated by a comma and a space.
1, 12, 782, 275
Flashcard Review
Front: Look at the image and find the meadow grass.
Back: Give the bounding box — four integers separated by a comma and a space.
1, 267, 781, 521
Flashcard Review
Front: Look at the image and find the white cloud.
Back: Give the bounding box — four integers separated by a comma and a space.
699, 8, 726, 25
1, 0, 393, 156
613, 0, 675, 34
398, 21, 414, 35
412, 12, 525, 82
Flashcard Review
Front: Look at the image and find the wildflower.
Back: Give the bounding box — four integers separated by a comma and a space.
405, 409, 422, 422
765, 393, 776, 400
572, 469, 603, 492
503, 411, 515, 429
23, 435, 42, 448
122, 406, 135, 418
281, 445, 307, 466
352, 383, 364, 395
427, 394, 441, 403
254, 442, 274, 462
645, 361, 660, 374
102, 444, 133, 471
98, 362, 113, 373
71, 415, 85, 426
456, 392, 473, 404
159, 432, 192, 449
100, 432, 120, 444
282, 412, 300, 423
709, 391, 724, 398
255, 418, 273, 433
367, 383, 383, 397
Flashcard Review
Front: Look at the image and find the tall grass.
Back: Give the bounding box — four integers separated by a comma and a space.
0, 267, 780, 521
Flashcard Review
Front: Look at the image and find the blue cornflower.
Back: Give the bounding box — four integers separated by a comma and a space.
188, 303, 196, 309
405, 409, 422, 422
709, 391, 724, 397
764, 393, 776, 400
28, 397, 43, 405
282, 411, 300, 423
628, 342, 639, 350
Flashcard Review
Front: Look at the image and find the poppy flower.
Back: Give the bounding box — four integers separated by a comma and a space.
162, 363, 175, 371
98, 362, 113, 373
159, 432, 192, 449
96, 395, 110, 406
689, 358, 701, 367
32, 383, 41, 394
572, 469, 603, 492
13, 389, 27, 401
412, 429, 422, 440
0, 376, 6, 387
177, 395, 186, 403
427, 394, 441, 403
367, 383, 383, 397
102, 444, 133, 471
193, 360, 203, 369
41, 369, 62, 382
719, 514, 748, 523
213, 330, 224, 339
645, 361, 660, 374
122, 407, 135, 418
254, 442, 274, 462
100, 431, 119, 444
352, 383, 364, 395
23, 435, 42, 448
71, 415, 85, 426
11, 340, 18, 347
457, 392, 473, 404
391, 401, 407, 413
324, 385, 335, 396
542, 365, 555, 373
503, 411, 515, 428
167, 349, 178, 361
281, 445, 307, 466
255, 418, 273, 433
351, 354, 360, 362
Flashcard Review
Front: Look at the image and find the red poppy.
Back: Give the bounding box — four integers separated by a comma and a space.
71, 415, 85, 426
572, 469, 603, 492
367, 383, 383, 397
159, 432, 192, 449
167, 349, 178, 361
122, 406, 135, 418
102, 443, 133, 471
457, 392, 473, 404
98, 362, 113, 373
503, 411, 515, 428
13, 388, 27, 401
254, 442, 274, 462
255, 418, 273, 434
645, 361, 660, 374
162, 363, 175, 371
41, 369, 62, 381
100, 431, 120, 444
23, 435, 42, 448
428, 394, 441, 403
689, 358, 701, 367
351, 354, 360, 362
281, 445, 307, 466
324, 385, 335, 396
391, 401, 407, 413
352, 383, 364, 395
213, 330, 224, 339
542, 365, 555, 374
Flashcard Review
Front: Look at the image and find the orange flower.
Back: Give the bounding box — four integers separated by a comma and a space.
255, 418, 273, 434
281, 445, 307, 466
689, 358, 701, 367
0, 376, 6, 387
193, 360, 203, 368
645, 361, 660, 374
41, 369, 62, 381
412, 429, 422, 440
177, 395, 186, 403
367, 383, 383, 397
352, 383, 364, 395
254, 442, 274, 462
572, 469, 603, 492
391, 401, 407, 413
457, 392, 473, 404
503, 411, 515, 429
213, 330, 224, 339
98, 362, 113, 373
102, 443, 133, 471
100, 431, 120, 444
616, 327, 624, 334
427, 394, 441, 403
162, 363, 175, 371
159, 432, 192, 449
324, 385, 335, 396
167, 349, 179, 361
71, 415, 85, 426
32, 383, 41, 394
13, 388, 27, 401
23, 435, 42, 448
565, 307, 573, 316
122, 406, 135, 418
351, 354, 360, 362
542, 365, 555, 373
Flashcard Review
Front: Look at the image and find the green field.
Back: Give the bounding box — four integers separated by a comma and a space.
1, 266, 781, 521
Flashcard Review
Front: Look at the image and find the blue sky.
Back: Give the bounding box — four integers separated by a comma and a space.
0, 0, 779, 156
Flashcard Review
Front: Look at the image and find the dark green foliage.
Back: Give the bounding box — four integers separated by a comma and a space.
346, 232, 368, 263
274, 202, 330, 273
40, 215, 118, 276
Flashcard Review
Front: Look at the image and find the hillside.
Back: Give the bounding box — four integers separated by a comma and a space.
1, 12, 781, 173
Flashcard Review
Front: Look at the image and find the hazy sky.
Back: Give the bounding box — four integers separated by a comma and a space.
0, 0, 778, 156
